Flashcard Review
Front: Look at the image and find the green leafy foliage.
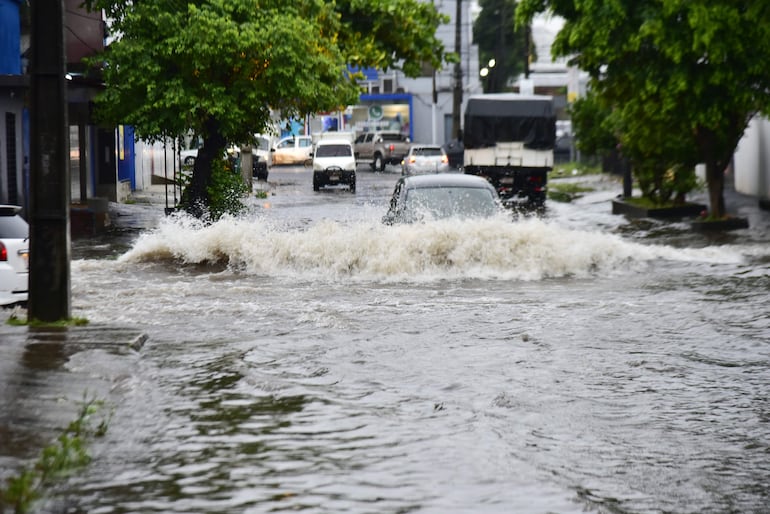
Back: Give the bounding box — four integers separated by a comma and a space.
567, 91, 617, 158
473, 0, 529, 92
178, 156, 249, 221
0, 397, 110, 514
82, 0, 449, 214
516, 0, 770, 217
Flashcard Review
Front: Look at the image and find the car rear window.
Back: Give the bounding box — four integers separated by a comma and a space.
413, 147, 442, 157
0, 214, 29, 238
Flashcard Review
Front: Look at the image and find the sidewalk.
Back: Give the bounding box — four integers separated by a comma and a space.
107, 183, 176, 233
0, 317, 149, 490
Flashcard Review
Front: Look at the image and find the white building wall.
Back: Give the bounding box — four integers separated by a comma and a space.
733, 116, 770, 201
398, 0, 481, 145
134, 139, 178, 190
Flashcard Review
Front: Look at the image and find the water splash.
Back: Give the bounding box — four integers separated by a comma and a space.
117, 212, 746, 282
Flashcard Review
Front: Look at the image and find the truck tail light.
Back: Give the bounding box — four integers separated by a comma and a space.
528, 175, 544, 192
0, 242, 6, 261
389, 144, 395, 152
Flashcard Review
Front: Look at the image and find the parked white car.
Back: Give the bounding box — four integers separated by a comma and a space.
401, 145, 450, 175
312, 138, 357, 192
271, 135, 313, 165
0, 205, 29, 307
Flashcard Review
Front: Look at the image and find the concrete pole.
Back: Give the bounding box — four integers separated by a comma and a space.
432, 71, 438, 144
451, 0, 462, 140
240, 146, 253, 192
28, 0, 71, 322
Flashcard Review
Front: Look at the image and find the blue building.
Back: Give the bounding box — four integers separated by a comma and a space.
0, 0, 128, 232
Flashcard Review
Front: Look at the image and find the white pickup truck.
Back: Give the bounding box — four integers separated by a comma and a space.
311, 132, 357, 193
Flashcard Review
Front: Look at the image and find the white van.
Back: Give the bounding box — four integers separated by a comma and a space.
311, 138, 357, 193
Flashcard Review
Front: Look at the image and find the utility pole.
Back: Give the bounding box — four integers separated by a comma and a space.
29, 0, 71, 322
451, 0, 462, 140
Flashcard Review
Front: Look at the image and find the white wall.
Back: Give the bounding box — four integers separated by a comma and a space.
134, 139, 178, 191
733, 116, 770, 200
398, 0, 481, 145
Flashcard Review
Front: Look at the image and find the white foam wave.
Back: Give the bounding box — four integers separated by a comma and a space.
117, 212, 747, 282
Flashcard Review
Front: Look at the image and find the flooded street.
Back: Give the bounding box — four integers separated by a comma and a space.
2, 166, 769, 513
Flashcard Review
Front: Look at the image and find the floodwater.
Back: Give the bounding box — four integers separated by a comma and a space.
3, 167, 770, 513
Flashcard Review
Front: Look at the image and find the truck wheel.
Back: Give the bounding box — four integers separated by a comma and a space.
313, 180, 320, 191
349, 181, 356, 193
374, 154, 385, 172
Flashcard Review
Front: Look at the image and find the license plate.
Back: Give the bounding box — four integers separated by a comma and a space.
328, 174, 339, 182
500, 177, 514, 185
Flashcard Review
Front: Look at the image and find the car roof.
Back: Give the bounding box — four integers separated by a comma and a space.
0, 205, 22, 216
400, 173, 496, 191
316, 139, 353, 146
410, 145, 442, 150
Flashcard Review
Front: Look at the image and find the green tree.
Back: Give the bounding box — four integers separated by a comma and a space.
517, 0, 770, 218
568, 91, 616, 159
84, 0, 448, 216
473, 0, 529, 93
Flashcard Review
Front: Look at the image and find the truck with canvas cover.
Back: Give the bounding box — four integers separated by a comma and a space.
463, 94, 556, 206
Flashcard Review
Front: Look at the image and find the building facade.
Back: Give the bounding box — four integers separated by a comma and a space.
733, 117, 770, 207
348, 0, 482, 146
0, 0, 124, 228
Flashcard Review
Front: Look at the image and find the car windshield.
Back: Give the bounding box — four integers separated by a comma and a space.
0, 215, 29, 239
413, 147, 442, 157
254, 137, 270, 151
315, 144, 352, 157
404, 187, 498, 221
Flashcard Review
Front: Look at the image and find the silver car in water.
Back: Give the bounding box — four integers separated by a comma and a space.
383, 174, 502, 224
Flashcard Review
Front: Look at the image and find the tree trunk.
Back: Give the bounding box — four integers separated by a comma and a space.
705, 159, 726, 219
186, 117, 226, 218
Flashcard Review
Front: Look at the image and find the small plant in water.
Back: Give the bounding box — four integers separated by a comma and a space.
0, 396, 111, 514
4, 307, 88, 327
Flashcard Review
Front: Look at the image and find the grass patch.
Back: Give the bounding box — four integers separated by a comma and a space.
551, 162, 602, 178
6, 310, 89, 327
548, 182, 594, 202
0, 396, 111, 513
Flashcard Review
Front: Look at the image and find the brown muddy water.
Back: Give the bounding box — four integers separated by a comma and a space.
1, 168, 769, 513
